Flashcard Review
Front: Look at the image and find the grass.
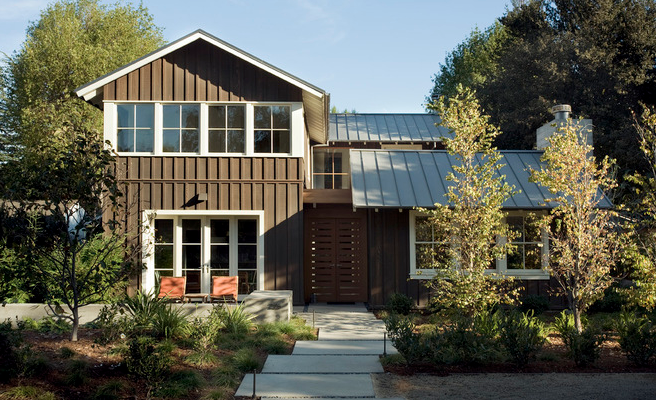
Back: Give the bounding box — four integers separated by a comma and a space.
0, 386, 58, 400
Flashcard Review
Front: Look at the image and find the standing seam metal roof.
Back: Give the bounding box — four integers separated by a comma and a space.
329, 113, 452, 142
349, 149, 614, 209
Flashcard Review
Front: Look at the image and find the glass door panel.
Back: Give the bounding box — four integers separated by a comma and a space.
210, 219, 231, 285
181, 219, 202, 293
237, 219, 257, 294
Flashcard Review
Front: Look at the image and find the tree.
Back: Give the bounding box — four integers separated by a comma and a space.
0, 0, 164, 158
429, 0, 656, 174
428, 22, 508, 104
623, 106, 656, 309
422, 85, 517, 316
531, 120, 621, 333
0, 132, 134, 341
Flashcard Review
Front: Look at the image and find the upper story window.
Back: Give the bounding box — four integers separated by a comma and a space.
163, 104, 199, 153
117, 104, 154, 152
209, 105, 245, 153
109, 102, 300, 157
312, 148, 351, 189
254, 105, 290, 153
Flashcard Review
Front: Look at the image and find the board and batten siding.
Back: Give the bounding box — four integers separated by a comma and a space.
366, 209, 565, 308
102, 39, 303, 103
117, 156, 305, 304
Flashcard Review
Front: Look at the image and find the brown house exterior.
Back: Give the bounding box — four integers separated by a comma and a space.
77, 30, 592, 308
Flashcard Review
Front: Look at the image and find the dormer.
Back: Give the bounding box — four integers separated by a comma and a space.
75, 30, 330, 158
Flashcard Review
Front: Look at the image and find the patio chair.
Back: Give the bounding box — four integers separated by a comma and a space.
209, 276, 238, 303
157, 276, 186, 302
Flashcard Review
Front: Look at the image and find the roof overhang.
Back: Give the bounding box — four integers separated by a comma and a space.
75, 29, 330, 143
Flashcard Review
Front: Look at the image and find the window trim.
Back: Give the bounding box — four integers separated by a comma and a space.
105, 101, 303, 157
142, 209, 265, 299
409, 210, 550, 280
311, 146, 351, 189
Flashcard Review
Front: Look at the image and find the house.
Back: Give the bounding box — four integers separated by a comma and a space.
75, 30, 607, 307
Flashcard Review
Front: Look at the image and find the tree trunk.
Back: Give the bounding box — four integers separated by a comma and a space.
573, 305, 583, 334
71, 307, 79, 342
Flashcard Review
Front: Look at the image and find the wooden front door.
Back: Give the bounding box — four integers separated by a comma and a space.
304, 209, 368, 302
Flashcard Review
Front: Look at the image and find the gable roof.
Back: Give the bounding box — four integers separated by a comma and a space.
329, 113, 452, 143
75, 29, 330, 143
349, 149, 614, 209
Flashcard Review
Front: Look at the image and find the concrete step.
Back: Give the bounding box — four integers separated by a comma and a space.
293, 340, 397, 355
262, 355, 383, 373
235, 373, 376, 398
318, 329, 387, 341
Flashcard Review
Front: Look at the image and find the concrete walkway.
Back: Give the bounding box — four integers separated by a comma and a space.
235, 303, 403, 399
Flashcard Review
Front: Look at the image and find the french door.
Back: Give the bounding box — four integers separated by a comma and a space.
153, 215, 259, 295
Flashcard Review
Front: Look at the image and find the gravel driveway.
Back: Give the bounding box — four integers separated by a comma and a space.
372, 373, 656, 400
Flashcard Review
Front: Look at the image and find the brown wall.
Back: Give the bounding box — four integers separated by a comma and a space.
366, 209, 564, 309
103, 39, 303, 103
118, 156, 306, 304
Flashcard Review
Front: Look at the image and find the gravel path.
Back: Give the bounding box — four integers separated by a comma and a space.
372, 372, 656, 400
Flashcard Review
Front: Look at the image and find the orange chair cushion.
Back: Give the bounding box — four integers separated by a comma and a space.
210, 276, 238, 302
158, 276, 186, 299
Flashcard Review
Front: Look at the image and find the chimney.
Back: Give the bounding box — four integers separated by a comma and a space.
536, 104, 593, 153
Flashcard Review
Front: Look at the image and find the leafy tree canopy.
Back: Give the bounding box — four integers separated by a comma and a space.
0, 0, 164, 158
429, 0, 656, 174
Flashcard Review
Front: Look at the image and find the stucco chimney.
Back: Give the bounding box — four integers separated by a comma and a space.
536, 104, 592, 153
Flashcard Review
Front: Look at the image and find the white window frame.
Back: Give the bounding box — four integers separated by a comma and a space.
104, 101, 304, 157
409, 210, 550, 280
141, 209, 265, 299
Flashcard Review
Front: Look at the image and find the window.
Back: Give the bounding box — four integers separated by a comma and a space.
254, 105, 290, 153
154, 219, 174, 277
163, 104, 199, 152
409, 211, 549, 279
117, 104, 154, 152
506, 215, 544, 270
208, 105, 245, 153
410, 213, 450, 277
150, 214, 262, 295
312, 148, 351, 189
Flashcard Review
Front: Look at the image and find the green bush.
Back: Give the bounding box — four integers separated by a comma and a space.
386, 293, 414, 315
499, 310, 548, 367
588, 286, 628, 313
125, 336, 172, 382
151, 304, 187, 339
232, 348, 261, 372
91, 381, 125, 400
436, 315, 503, 365
518, 294, 550, 315
383, 313, 423, 365
222, 305, 254, 335
554, 311, 604, 367
63, 359, 89, 386
154, 370, 205, 398
616, 312, 656, 366
0, 385, 58, 400
0, 324, 21, 382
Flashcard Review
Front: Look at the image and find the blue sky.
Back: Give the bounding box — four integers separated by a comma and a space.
0, 0, 511, 113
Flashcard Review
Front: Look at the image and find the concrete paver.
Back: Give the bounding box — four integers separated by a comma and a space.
237, 303, 396, 399
262, 355, 384, 373
293, 340, 397, 355
235, 373, 376, 398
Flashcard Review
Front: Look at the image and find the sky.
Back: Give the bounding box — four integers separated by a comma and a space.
0, 0, 512, 113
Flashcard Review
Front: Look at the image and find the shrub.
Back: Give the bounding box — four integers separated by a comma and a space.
91, 381, 125, 400
222, 305, 254, 335
554, 311, 604, 367
0, 385, 58, 400
383, 313, 423, 365
125, 336, 172, 382
59, 347, 75, 359
151, 304, 187, 339
386, 293, 414, 315
588, 285, 628, 313
64, 359, 89, 386
616, 312, 656, 366
499, 310, 548, 367
518, 294, 550, 315
437, 315, 503, 365
154, 370, 205, 399
0, 320, 21, 382
232, 348, 261, 372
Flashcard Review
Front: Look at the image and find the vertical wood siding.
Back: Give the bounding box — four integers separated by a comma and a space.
103, 39, 303, 102
366, 209, 563, 308
118, 156, 305, 304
